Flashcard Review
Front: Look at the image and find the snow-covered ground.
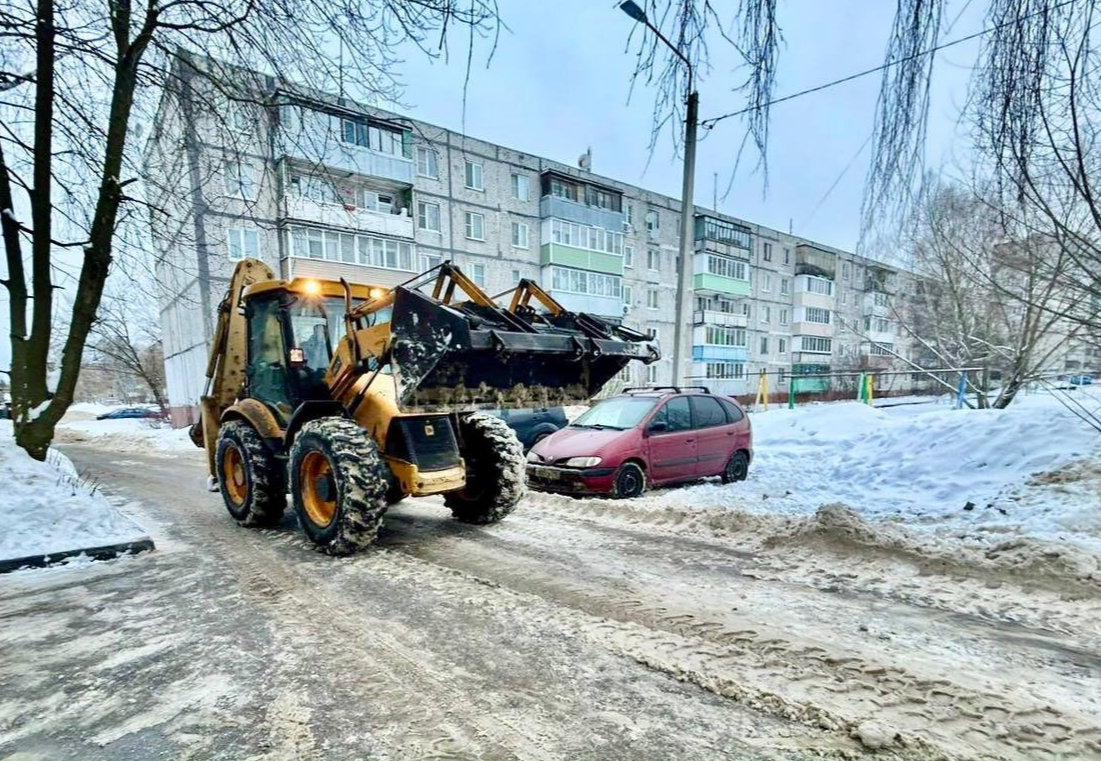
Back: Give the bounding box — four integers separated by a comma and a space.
534, 388, 1101, 560
0, 420, 150, 566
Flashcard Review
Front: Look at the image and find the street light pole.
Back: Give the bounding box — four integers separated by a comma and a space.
619, 1, 696, 388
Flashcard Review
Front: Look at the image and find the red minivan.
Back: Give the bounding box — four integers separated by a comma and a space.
526, 387, 752, 498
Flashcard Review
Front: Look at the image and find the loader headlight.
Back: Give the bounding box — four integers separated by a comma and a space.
526, 450, 542, 463
564, 456, 602, 468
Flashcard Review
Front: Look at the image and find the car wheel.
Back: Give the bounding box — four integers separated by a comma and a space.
614, 462, 646, 499
721, 451, 749, 484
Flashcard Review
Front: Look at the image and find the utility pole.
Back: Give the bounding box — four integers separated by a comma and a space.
620, 1, 697, 387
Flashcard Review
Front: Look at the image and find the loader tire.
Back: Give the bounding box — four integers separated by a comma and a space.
216, 420, 286, 527
289, 417, 389, 555
445, 413, 525, 524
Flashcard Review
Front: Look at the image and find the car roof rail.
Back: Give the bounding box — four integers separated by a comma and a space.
623, 385, 711, 394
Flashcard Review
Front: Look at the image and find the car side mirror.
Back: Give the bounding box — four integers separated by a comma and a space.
648, 420, 667, 433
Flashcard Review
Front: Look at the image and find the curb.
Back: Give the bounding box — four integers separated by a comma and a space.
0, 538, 156, 575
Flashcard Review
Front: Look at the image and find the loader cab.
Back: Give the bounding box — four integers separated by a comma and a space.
243, 287, 347, 423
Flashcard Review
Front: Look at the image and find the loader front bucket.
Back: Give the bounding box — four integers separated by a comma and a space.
388, 287, 657, 409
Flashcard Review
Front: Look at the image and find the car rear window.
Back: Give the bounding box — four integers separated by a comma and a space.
718, 397, 745, 423
690, 395, 727, 428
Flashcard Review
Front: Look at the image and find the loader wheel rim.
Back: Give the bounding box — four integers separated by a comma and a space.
300, 450, 338, 528
222, 444, 248, 506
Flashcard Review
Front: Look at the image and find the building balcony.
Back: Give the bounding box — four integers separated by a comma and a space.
693, 215, 752, 258
795, 244, 837, 279
541, 288, 623, 318
692, 253, 750, 296
539, 243, 623, 276
276, 128, 414, 186
281, 195, 414, 239
863, 292, 892, 316
539, 196, 624, 231
691, 344, 748, 362
791, 321, 835, 338
692, 309, 748, 328
865, 329, 894, 344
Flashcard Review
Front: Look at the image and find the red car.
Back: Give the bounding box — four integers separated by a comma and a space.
526, 387, 752, 498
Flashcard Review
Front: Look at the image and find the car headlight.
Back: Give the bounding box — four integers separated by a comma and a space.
526, 450, 542, 463
564, 456, 602, 468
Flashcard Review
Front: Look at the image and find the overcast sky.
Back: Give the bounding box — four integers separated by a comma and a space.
0, 0, 984, 374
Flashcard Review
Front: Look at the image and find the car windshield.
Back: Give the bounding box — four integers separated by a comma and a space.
571, 396, 657, 430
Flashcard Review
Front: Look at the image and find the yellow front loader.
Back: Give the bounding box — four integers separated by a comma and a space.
192, 259, 658, 555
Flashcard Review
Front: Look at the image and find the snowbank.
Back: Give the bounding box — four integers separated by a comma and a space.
533, 388, 1101, 557
55, 418, 197, 454
0, 421, 150, 565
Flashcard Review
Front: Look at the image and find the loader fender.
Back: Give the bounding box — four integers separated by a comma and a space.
284, 400, 348, 448
221, 399, 284, 452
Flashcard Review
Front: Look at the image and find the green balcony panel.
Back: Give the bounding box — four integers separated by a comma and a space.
693, 272, 750, 296
540, 243, 623, 275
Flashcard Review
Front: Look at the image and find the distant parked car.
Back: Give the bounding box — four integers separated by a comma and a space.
526, 387, 752, 498
488, 407, 568, 451
96, 406, 164, 420
1070, 375, 1093, 386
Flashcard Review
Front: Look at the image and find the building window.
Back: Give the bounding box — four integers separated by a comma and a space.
624, 245, 634, 268
511, 221, 529, 249
511, 173, 530, 201
548, 218, 623, 254
464, 160, 483, 191
549, 266, 622, 298
357, 189, 394, 214
763, 242, 772, 261
224, 161, 255, 199
798, 336, 832, 354
778, 337, 788, 354
623, 284, 633, 306
470, 263, 486, 287
843, 262, 851, 280
646, 364, 658, 384
646, 289, 659, 309
464, 211, 485, 240
705, 326, 747, 346
696, 216, 752, 248
287, 226, 413, 271
705, 362, 744, 380
801, 275, 834, 296
760, 336, 769, 355
420, 252, 443, 272
780, 277, 789, 295
647, 249, 660, 271
706, 255, 747, 280
227, 228, 258, 261
645, 209, 660, 236
289, 174, 340, 204
783, 247, 790, 264
761, 306, 770, 324
416, 201, 440, 232
512, 268, 521, 283
780, 308, 789, 325
625, 202, 634, 226
870, 342, 894, 356
416, 147, 439, 178
762, 274, 771, 292
341, 119, 406, 155
804, 306, 831, 324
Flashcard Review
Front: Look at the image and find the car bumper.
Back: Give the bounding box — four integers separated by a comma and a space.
526, 464, 617, 495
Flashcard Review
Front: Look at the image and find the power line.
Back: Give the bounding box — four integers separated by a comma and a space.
700, 0, 1077, 130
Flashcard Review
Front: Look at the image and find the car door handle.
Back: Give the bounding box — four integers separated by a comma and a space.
685, 438, 695, 442
726, 431, 735, 436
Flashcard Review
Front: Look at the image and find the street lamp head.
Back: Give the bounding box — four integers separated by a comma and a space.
619, 0, 648, 24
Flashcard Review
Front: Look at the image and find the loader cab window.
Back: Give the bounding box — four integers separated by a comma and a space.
286, 299, 334, 399
246, 296, 293, 420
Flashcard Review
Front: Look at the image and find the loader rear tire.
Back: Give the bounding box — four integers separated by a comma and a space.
216, 420, 286, 527
445, 413, 525, 524
289, 417, 389, 555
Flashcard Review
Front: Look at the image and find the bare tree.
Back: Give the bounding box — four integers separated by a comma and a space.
89, 295, 166, 413
1, 0, 499, 459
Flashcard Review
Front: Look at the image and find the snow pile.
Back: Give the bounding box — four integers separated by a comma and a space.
747, 391, 1101, 547
0, 421, 149, 563
55, 417, 197, 454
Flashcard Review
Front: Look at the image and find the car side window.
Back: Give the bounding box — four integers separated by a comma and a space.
718, 397, 745, 423
665, 396, 692, 432
690, 395, 727, 428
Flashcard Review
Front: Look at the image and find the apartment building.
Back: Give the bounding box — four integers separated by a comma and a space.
145, 59, 917, 425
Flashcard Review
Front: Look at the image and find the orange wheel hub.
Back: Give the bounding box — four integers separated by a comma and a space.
300, 450, 337, 527
222, 444, 248, 506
